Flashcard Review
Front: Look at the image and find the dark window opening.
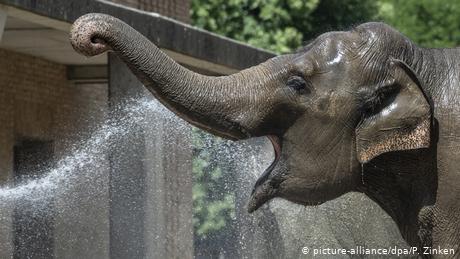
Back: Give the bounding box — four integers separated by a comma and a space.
13, 139, 54, 259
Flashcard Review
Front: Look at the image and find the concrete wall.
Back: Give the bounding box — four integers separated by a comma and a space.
109, 0, 191, 23
0, 48, 110, 258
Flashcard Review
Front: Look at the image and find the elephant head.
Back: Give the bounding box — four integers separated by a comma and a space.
70, 14, 432, 213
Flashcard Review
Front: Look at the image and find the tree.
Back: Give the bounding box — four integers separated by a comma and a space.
191, 0, 378, 53
378, 0, 460, 48
191, 128, 235, 238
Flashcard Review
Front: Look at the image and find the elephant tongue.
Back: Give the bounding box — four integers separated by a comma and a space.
268, 135, 282, 159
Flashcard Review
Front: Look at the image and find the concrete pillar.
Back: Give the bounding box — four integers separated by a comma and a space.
109, 53, 193, 259
143, 104, 193, 259
109, 53, 147, 258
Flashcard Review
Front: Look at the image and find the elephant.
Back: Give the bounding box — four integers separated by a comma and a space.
70, 13, 460, 258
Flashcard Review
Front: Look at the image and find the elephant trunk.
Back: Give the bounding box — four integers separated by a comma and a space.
70, 13, 291, 140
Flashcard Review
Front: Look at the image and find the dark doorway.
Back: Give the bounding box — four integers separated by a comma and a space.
13, 139, 54, 259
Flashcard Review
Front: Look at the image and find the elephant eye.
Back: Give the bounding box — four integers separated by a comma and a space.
286, 76, 311, 95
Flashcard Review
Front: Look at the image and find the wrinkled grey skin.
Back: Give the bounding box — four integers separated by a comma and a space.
71, 13, 460, 257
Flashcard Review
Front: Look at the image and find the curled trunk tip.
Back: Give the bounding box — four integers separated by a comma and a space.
70, 13, 113, 57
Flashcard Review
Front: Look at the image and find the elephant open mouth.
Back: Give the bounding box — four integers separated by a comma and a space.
253, 135, 282, 193
247, 135, 283, 212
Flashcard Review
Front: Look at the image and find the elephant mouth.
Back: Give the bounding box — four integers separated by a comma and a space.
253, 135, 282, 190
247, 134, 282, 213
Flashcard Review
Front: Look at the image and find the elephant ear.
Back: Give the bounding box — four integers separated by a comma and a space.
356, 59, 432, 163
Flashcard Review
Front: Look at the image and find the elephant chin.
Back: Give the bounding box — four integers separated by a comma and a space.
247, 135, 282, 213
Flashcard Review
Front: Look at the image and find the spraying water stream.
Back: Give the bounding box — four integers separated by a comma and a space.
0, 97, 173, 205
0, 95, 270, 224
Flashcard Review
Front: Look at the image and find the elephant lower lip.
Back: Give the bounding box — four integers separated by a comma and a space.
250, 135, 282, 195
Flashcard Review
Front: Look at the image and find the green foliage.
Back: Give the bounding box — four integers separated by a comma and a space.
378, 0, 460, 48
304, 0, 378, 40
191, 0, 460, 52
191, 128, 235, 239
191, 0, 378, 53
